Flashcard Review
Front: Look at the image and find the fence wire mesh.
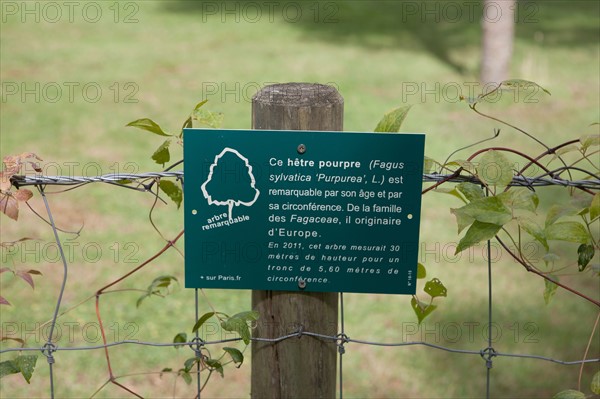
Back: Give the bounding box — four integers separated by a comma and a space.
1, 171, 599, 398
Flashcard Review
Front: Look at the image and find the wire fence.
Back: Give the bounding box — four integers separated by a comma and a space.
1, 171, 599, 398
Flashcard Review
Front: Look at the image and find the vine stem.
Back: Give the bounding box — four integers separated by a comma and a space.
470, 103, 575, 183
466, 146, 554, 176
496, 236, 600, 307
578, 311, 600, 391
422, 169, 462, 195
94, 229, 184, 396
37, 289, 146, 332
517, 139, 579, 176
470, 103, 550, 151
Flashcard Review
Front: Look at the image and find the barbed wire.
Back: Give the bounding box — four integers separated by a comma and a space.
3, 169, 599, 398
9, 171, 600, 189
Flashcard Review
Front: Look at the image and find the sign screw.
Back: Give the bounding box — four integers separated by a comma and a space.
297, 144, 306, 154
298, 279, 306, 289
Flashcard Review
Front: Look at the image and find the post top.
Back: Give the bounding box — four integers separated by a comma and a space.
252, 83, 343, 107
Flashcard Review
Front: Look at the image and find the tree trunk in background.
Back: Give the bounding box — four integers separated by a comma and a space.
480, 0, 515, 85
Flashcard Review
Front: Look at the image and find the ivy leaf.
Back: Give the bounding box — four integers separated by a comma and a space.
580, 134, 600, 153
417, 263, 426, 279
446, 159, 477, 174
193, 99, 209, 112
570, 191, 593, 211
205, 358, 224, 377
192, 312, 217, 333
220, 311, 259, 345
136, 294, 149, 308
193, 108, 224, 128
577, 244, 595, 272
436, 187, 466, 203
476, 150, 514, 189
590, 193, 600, 221
181, 116, 193, 133
552, 390, 585, 399
137, 275, 178, 307
457, 182, 485, 202
149, 275, 178, 293
545, 222, 589, 244
152, 140, 171, 166
545, 204, 579, 227
410, 297, 437, 325
451, 196, 512, 226
423, 157, 438, 174
498, 189, 539, 213
500, 79, 551, 96
184, 357, 198, 372
14, 355, 37, 384
0, 360, 19, 378
455, 221, 503, 254
159, 180, 183, 209
554, 144, 580, 158
173, 332, 187, 348
424, 278, 447, 298
591, 370, 600, 394
517, 217, 549, 251
543, 275, 558, 305
374, 105, 412, 133
450, 208, 475, 234
223, 347, 244, 367
180, 371, 192, 385
126, 118, 171, 136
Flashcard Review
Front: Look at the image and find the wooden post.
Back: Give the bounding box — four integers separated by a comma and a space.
251, 83, 342, 399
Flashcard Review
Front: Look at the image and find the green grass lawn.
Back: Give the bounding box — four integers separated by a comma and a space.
1, 1, 599, 398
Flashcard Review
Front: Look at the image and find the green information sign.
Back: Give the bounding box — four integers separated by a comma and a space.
184, 129, 425, 294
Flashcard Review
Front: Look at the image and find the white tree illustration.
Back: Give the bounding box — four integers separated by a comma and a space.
201, 148, 260, 220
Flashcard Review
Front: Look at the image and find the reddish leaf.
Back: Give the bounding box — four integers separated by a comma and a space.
13, 189, 33, 202
15, 271, 34, 289
0, 296, 10, 306
0, 193, 19, 220
3, 237, 35, 245
0, 267, 11, 274
0, 337, 25, 345
0, 171, 12, 191
2, 153, 42, 171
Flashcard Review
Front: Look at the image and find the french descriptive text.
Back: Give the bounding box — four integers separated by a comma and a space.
264, 156, 413, 287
